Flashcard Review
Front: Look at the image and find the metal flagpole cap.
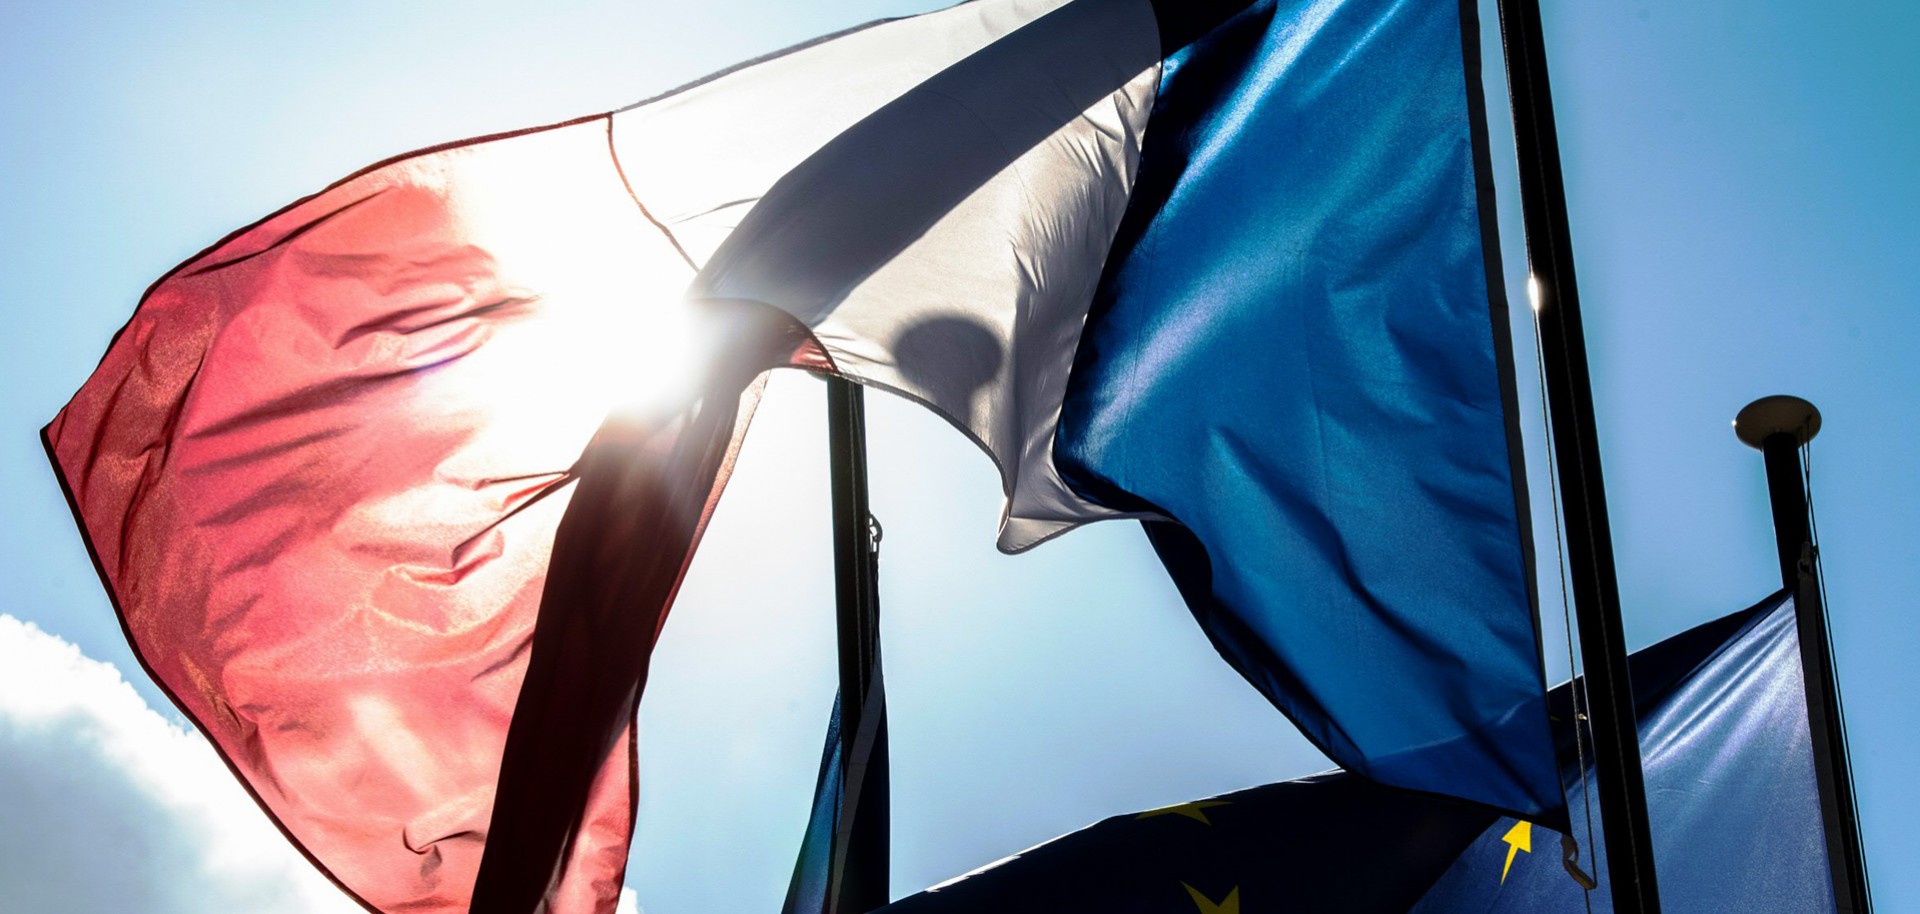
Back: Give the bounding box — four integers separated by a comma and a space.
1734, 395, 1822, 449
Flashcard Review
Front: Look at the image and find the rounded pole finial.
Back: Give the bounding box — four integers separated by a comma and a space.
1734, 395, 1821, 449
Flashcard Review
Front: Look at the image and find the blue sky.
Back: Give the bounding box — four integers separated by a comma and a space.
1, 1, 1913, 912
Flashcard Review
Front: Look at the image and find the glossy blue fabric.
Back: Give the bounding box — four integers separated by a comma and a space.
1055, 0, 1557, 817
1414, 593, 1835, 912
876, 593, 1835, 912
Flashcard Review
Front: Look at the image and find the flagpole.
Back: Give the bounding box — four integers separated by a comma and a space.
1491, 2, 1663, 910
1735, 395, 1872, 913
826, 376, 890, 912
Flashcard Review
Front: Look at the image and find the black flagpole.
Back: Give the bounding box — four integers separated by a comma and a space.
1734, 396, 1872, 913
1492, 1, 1663, 910
826, 376, 890, 912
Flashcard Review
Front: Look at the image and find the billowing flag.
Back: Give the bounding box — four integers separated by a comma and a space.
1056, 0, 1554, 818
49, 0, 1558, 910
871, 591, 1835, 912
44, 113, 829, 914
689, 0, 1557, 818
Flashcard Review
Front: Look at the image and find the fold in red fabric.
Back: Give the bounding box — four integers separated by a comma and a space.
44, 115, 827, 914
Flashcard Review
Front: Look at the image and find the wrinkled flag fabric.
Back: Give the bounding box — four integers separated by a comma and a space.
48, 0, 1558, 910
45, 114, 828, 913
695, 0, 1558, 825
1054, 0, 1553, 818
872, 591, 1834, 912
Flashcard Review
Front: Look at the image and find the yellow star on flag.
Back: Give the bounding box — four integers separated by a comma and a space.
1181, 883, 1240, 914
1499, 820, 1532, 884
1135, 800, 1231, 825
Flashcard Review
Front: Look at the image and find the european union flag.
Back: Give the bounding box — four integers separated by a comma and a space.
871, 592, 1832, 913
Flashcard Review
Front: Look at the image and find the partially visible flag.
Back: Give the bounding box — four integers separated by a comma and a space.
871, 591, 1835, 913
1055, 0, 1555, 819
779, 687, 891, 914
783, 695, 849, 914
1413, 591, 1836, 912
878, 772, 1491, 914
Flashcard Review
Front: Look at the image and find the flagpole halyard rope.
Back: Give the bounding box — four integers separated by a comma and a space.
1532, 312, 1598, 908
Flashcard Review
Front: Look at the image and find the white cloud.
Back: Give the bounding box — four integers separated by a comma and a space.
0, 614, 360, 914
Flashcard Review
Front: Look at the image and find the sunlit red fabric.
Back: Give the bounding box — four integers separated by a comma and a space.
44, 115, 823, 913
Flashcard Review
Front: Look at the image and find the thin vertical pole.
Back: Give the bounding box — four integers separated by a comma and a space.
826, 376, 889, 912
1492, 1, 1663, 910
1736, 396, 1871, 913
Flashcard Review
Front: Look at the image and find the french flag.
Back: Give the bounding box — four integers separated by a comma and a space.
44, 0, 1557, 911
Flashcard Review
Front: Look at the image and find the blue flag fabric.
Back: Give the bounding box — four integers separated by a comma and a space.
782, 680, 892, 914
782, 693, 845, 914
1414, 591, 1836, 911
1056, 0, 1555, 818
875, 592, 1835, 912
